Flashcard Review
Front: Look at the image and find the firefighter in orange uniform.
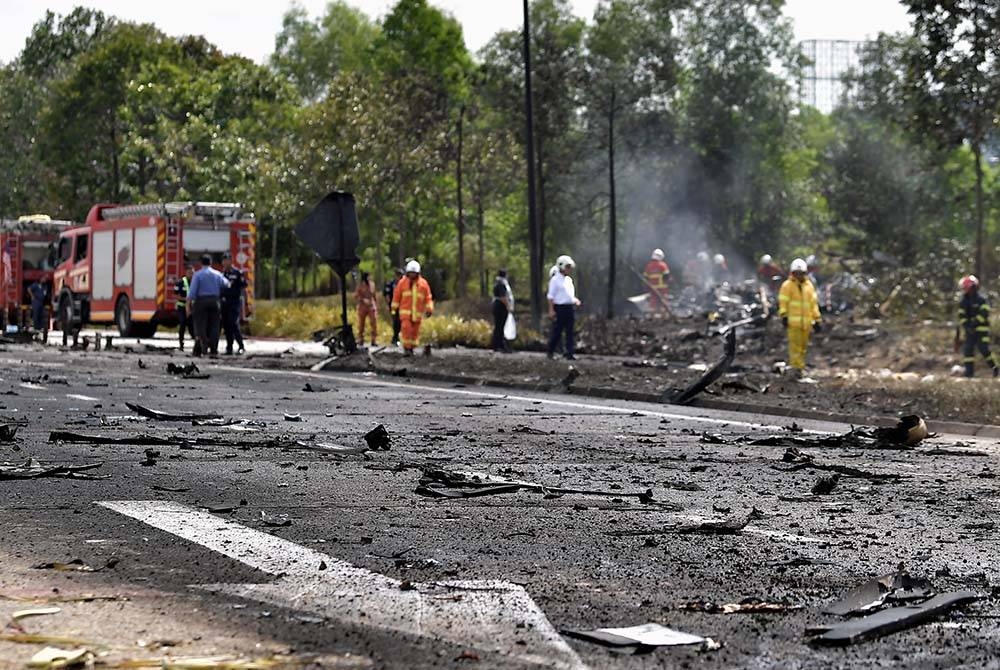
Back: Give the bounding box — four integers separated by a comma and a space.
391, 259, 434, 355
643, 248, 670, 313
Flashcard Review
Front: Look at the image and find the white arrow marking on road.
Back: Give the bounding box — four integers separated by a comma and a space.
98, 501, 587, 670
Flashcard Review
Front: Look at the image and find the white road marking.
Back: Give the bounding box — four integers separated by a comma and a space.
220, 364, 827, 433
66, 393, 99, 401
99, 501, 587, 670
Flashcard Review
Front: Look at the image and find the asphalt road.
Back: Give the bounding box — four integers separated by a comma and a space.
2, 341, 1000, 669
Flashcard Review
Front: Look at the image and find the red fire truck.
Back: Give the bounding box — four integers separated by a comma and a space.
1, 215, 75, 331
53, 201, 256, 337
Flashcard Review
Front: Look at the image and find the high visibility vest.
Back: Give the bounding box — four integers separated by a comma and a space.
175, 276, 190, 309
959, 293, 991, 337
778, 277, 820, 329
392, 275, 434, 323
644, 260, 669, 289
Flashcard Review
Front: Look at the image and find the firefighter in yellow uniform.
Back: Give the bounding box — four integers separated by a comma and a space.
391, 259, 434, 356
778, 257, 821, 373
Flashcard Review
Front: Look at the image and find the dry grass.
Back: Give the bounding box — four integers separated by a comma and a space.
249, 296, 535, 348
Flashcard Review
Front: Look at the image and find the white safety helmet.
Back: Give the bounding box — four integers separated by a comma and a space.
651, 248, 665, 261
805, 254, 817, 267
556, 255, 575, 270
405, 259, 421, 274
696, 251, 709, 262
713, 253, 725, 265
790, 258, 808, 274
760, 254, 772, 266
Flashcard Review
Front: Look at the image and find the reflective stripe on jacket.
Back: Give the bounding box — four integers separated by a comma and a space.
643, 259, 669, 289
391, 276, 434, 323
960, 292, 991, 336
778, 277, 820, 329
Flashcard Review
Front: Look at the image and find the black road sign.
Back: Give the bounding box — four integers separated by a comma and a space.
294, 192, 361, 275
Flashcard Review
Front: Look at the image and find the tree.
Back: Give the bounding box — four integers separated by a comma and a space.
584, 0, 680, 316
481, 0, 585, 311
674, 0, 802, 257
271, 1, 378, 101
902, 0, 1000, 278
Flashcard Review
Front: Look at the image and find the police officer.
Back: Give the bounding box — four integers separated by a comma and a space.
188, 254, 229, 358
383, 267, 404, 346
28, 276, 47, 331
221, 253, 247, 355
174, 266, 194, 351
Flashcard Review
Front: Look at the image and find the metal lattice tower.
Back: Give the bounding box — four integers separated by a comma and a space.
799, 40, 868, 113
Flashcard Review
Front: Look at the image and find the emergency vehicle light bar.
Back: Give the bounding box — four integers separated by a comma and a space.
1, 217, 75, 233
100, 201, 249, 222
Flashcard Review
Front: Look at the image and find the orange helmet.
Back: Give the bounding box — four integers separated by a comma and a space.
961, 275, 979, 292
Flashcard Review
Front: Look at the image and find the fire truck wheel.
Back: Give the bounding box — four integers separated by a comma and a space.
115, 295, 134, 337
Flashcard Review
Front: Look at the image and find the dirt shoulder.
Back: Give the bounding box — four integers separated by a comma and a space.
269, 314, 1000, 429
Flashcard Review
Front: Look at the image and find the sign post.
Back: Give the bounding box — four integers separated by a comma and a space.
294, 192, 361, 354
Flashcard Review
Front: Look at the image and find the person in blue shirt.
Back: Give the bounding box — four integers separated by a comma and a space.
187, 254, 229, 357
220, 253, 247, 355
28, 276, 48, 331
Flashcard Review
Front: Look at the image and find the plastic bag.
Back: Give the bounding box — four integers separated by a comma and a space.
504, 312, 517, 340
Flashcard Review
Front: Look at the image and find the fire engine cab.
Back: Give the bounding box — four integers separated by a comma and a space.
1, 215, 74, 331
53, 202, 256, 337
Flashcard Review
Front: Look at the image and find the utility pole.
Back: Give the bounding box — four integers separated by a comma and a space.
523, 0, 542, 330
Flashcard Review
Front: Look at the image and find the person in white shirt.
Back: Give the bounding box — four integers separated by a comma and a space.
547, 254, 582, 360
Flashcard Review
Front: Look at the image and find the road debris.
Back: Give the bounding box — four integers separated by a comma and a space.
140, 449, 160, 466
777, 448, 903, 482
151, 484, 190, 493
363, 424, 391, 451
28, 646, 92, 668
0, 459, 107, 480
416, 468, 663, 505
823, 570, 934, 616
0, 424, 16, 441
31, 558, 118, 573
303, 382, 330, 392
811, 473, 840, 495
679, 508, 763, 535
11, 606, 61, 621
663, 328, 736, 405
260, 511, 291, 527
809, 591, 978, 646
20, 374, 69, 386
165, 362, 209, 379
125, 402, 223, 422
283, 413, 302, 422
564, 622, 710, 650
678, 599, 802, 614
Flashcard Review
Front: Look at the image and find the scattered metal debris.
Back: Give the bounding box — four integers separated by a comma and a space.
28, 646, 92, 668
811, 473, 840, 495
564, 622, 711, 651
20, 374, 69, 386
283, 413, 302, 422
303, 382, 330, 392
679, 599, 803, 614
31, 558, 117, 573
363, 424, 391, 451
823, 570, 934, 616
11, 607, 61, 621
809, 592, 978, 646
678, 508, 763, 535
417, 468, 662, 505
0, 424, 16, 442
260, 511, 291, 527
125, 402, 222, 422
663, 328, 736, 405
777, 448, 903, 482
165, 362, 209, 379
0, 459, 107, 480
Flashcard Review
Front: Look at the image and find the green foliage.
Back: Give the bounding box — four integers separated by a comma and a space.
2, 0, 999, 317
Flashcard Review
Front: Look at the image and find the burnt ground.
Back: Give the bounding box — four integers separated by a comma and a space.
311, 314, 1000, 428
2, 342, 1000, 668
